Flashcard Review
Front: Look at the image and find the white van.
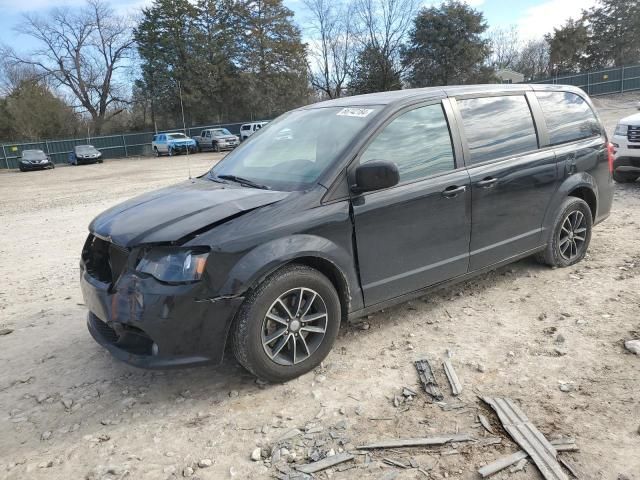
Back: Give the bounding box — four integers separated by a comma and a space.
239, 121, 268, 141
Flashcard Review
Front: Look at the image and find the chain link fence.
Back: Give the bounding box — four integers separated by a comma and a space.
529, 64, 640, 96
0, 121, 260, 170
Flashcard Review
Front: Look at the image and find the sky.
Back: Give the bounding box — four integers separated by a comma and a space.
0, 0, 597, 53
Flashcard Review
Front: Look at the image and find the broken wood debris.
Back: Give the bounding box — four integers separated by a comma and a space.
415, 359, 444, 401
478, 413, 495, 434
443, 359, 463, 395
510, 458, 528, 473
483, 397, 567, 480
383, 458, 410, 468
478, 438, 579, 478
558, 458, 579, 478
357, 433, 473, 450
295, 453, 354, 474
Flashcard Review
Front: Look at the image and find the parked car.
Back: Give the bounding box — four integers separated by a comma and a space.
152, 133, 197, 156
239, 121, 268, 141
81, 84, 613, 382
611, 112, 640, 183
69, 145, 103, 165
192, 128, 240, 152
18, 149, 55, 171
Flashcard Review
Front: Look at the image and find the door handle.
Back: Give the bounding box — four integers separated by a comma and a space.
476, 177, 498, 188
441, 185, 467, 198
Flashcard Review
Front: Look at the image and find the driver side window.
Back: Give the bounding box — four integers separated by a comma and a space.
361, 103, 455, 183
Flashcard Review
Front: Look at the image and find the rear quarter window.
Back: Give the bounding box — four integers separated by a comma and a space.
457, 95, 539, 165
535, 91, 602, 145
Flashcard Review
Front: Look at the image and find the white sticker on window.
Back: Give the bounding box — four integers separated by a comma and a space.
337, 107, 374, 118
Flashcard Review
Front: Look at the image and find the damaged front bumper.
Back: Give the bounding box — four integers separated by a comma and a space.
81, 267, 244, 369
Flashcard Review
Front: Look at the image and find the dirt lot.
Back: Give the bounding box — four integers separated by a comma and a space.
1, 98, 640, 480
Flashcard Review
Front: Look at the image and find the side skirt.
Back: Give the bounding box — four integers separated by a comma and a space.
347, 245, 546, 322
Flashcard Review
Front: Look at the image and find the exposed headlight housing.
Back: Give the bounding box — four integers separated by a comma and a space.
136, 247, 209, 283
614, 123, 628, 136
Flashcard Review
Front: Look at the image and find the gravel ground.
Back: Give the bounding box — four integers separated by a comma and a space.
1, 98, 640, 480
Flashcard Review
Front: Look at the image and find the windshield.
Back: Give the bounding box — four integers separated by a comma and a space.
213, 128, 232, 136
76, 145, 97, 153
210, 106, 380, 191
22, 150, 46, 160
167, 133, 188, 140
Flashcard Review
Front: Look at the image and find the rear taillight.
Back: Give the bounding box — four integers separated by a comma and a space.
607, 142, 615, 175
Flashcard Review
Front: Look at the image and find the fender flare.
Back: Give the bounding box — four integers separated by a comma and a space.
219, 234, 361, 313
541, 173, 598, 236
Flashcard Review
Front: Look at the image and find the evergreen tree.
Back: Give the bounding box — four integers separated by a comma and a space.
134, 0, 198, 128
238, 0, 310, 119
401, 1, 492, 87
349, 44, 401, 94
586, 0, 640, 68
545, 19, 589, 74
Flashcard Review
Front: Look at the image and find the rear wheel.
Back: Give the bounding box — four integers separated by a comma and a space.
536, 197, 592, 267
232, 265, 341, 383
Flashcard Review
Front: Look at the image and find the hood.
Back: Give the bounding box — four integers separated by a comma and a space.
620, 112, 640, 125
89, 179, 290, 247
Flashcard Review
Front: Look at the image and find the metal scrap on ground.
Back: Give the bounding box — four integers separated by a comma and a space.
482, 397, 571, 480
295, 453, 355, 474
478, 438, 578, 478
414, 359, 444, 401
357, 433, 473, 449
443, 359, 463, 395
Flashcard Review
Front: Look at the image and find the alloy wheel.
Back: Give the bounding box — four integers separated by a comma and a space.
261, 287, 328, 366
558, 210, 587, 261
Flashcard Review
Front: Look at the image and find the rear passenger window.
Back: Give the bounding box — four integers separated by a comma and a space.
360, 104, 455, 183
458, 95, 538, 164
536, 91, 601, 145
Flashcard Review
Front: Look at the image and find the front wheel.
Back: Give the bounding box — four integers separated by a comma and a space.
168, 147, 174, 157
613, 170, 638, 183
536, 197, 592, 267
232, 265, 341, 383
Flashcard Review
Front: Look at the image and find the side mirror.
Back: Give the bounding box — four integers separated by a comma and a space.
352, 161, 400, 193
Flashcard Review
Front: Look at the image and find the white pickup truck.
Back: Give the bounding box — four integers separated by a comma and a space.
192, 128, 239, 152
612, 113, 640, 183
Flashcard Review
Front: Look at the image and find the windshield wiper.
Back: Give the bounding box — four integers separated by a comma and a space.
216, 174, 270, 190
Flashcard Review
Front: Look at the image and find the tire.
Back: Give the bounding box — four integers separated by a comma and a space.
98, 159, 103, 164
19, 165, 25, 172
50, 164, 55, 169
536, 197, 593, 268
613, 170, 638, 183
214, 143, 220, 153
168, 147, 174, 157
154, 147, 160, 157
232, 264, 341, 383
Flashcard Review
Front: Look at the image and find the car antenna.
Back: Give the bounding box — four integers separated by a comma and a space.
178, 81, 193, 181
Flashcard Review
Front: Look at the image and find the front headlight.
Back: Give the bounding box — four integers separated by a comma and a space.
136, 248, 209, 283
614, 124, 628, 136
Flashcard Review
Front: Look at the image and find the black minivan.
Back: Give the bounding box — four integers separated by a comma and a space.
81, 84, 613, 382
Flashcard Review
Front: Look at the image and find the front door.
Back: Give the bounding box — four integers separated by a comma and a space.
351, 102, 471, 306
453, 94, 559, 271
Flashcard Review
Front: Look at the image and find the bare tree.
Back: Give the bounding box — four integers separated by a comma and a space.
515, 39, 550, 81
5, 0, 134, 134
488, 26, 520, 70
303, 0, 355, 99
352, 0, 418, 78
